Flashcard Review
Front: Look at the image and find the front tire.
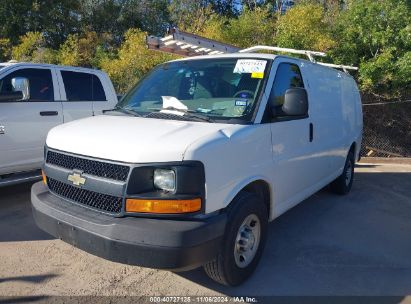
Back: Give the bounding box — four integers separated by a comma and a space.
203, 192, 268, 286
330, 150, 355, 195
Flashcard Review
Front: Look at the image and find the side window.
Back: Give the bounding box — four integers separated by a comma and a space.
269, 63, 304, 108
0, 68, 54, 102
92, 74, 106, 101
61, 71, 106, 101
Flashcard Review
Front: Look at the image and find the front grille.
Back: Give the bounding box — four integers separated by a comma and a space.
47, 151, 130, 182
48, 178, 122, 214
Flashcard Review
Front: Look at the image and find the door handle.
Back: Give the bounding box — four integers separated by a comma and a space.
309, 123, 314, 142
40, 111, 58, 116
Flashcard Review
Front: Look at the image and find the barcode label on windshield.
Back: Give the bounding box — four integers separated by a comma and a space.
233, 59, 267, 74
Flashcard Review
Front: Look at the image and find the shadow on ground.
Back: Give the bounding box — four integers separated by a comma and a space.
354, 163, 378, 169
179, 171, 411, 296
0, 182, 54, 242
0, 296, 49, 303
0, 273, 58, 284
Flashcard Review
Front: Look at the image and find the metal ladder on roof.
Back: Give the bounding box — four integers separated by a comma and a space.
147, 28, 241, 56
146, 28, 358, 73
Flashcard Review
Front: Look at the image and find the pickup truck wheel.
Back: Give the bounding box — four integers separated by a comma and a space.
330, 151, 355, 195
203, 192, 268, 286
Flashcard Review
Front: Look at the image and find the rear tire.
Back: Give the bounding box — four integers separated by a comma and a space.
203, 192, 268, 286
330, 150, 355, 195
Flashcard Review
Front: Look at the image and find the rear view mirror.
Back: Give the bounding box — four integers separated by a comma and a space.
11, 77, 30, 100
282, 88, 308, 116
0, 77, 29, 102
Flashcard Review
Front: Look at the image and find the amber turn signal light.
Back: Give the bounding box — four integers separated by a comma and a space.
41, 170, 47, 185
126, 198, 201, 214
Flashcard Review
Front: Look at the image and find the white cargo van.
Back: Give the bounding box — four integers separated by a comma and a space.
31, 49, 362, 286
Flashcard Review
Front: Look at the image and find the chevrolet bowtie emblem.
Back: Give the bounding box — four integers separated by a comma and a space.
67, 172, 86, 186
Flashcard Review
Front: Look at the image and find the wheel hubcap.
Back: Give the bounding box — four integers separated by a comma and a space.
345, 160, 353, 186
234, 214, 261, 268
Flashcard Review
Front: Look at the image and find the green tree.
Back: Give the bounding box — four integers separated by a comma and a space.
31, 48, 58, 64
58, 34, 79, 66
210, 0, 239, 17
331, 0, 411, 96
241, 0, 266, 11
168, 0, 239, 26
100, 29, 178, 93
0, 1, 33, 45
0, 38, 11, 61
11, 32, 57, 63
168, 0, 215, 33
80, 0, 170, 41
168, 0, 242, 34
221, 7, 276, 47
11, 31, 44, 61
0, 0, 81, 48
276, 3, 336, 52
58, 31, 113, 68
193, 6, 276, 49
118, 0, 170, 36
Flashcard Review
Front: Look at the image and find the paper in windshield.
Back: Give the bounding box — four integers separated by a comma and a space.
233, 59, 267, 74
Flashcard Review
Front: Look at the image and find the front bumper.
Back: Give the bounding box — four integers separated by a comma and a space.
31, 182, 226, 271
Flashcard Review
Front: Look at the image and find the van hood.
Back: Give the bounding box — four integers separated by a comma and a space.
46, 115, 242, 163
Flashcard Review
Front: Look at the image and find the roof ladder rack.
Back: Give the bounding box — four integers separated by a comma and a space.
239, 46, 358, 72
316, 62, 359, 73
146, 28, 240, 57
239, 46, 326, 63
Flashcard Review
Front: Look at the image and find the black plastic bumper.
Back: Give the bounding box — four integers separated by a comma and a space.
31, 182, 226, 271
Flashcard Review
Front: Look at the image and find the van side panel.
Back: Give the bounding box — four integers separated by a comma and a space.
305, 63, 347, 177
306, 63, 362, 175
340, 75, 363, 162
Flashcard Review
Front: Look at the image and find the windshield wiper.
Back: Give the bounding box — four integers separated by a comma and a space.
103, 106, 141, 117
156, 106, 215, 123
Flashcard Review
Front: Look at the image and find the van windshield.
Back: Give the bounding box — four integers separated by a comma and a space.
117, 58, 270, 123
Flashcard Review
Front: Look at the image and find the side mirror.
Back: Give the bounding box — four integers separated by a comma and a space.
0, 91, 23, 102
11, 77, 30, 100
282, 87, 308, 116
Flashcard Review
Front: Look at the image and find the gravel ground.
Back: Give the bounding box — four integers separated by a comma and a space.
1, 162, 411, 299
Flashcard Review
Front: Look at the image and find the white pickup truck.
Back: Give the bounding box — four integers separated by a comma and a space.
0, 62, 117, 186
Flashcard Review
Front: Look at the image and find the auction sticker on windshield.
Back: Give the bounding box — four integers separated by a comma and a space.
233, 59, 267, 74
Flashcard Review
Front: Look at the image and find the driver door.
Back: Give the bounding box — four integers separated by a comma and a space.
267, 61, 318, 212
0, 67, 63, 175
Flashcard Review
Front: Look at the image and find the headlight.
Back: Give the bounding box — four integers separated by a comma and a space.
153, 169, 176, 192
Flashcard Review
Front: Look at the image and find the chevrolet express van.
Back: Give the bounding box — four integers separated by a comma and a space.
31, 53, 363, 286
